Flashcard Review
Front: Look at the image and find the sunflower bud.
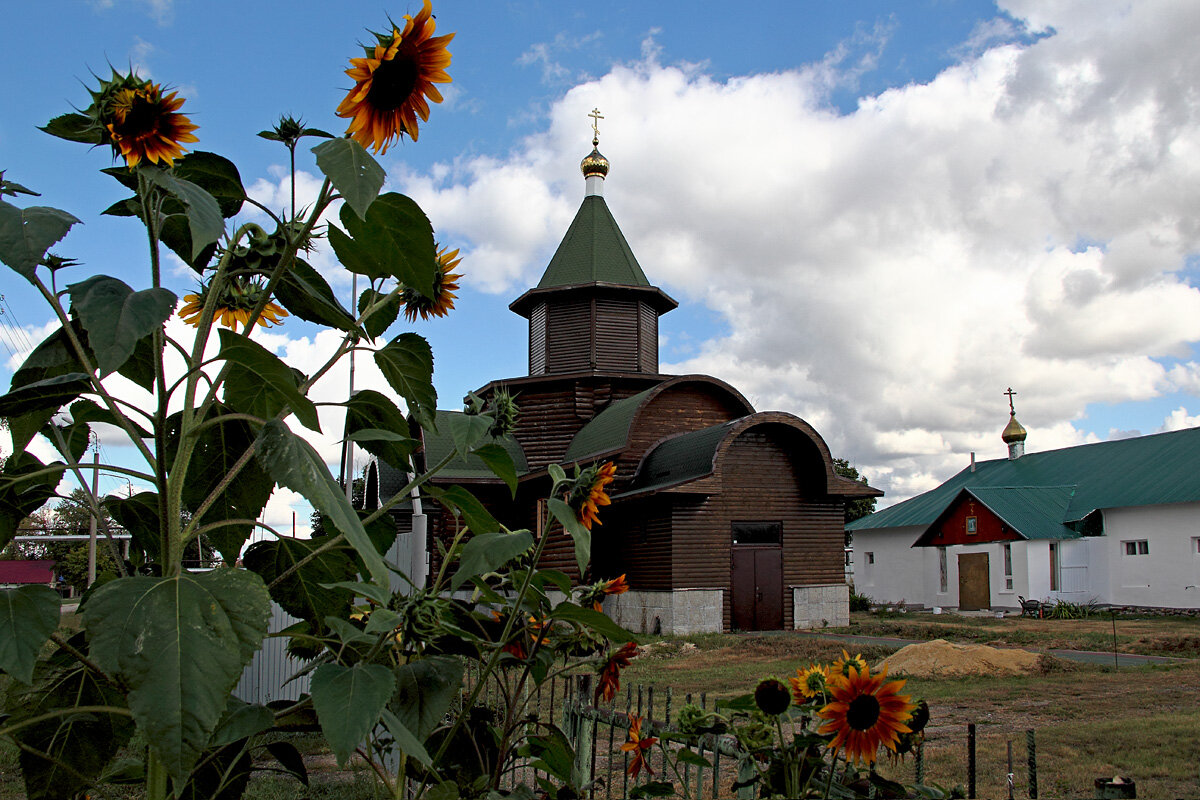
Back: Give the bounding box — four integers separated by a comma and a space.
754, 677, 792, 716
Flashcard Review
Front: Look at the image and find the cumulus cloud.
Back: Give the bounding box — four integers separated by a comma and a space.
384, 1, 1200, 506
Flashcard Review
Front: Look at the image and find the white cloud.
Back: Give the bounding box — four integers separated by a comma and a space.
389, 1, 1200, 506
1161, 406, 1200, 432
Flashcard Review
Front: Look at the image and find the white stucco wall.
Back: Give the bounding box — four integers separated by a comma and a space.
850, 526, 929, 606
1103, 502, 1200, 609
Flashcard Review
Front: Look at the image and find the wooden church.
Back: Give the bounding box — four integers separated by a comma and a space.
370, 121, 878, 633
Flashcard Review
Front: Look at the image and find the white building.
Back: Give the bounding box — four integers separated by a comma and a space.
848, 413, 1200, 612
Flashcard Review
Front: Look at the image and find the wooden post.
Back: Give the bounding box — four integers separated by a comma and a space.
968, 723, 977, 799
1027, 729, 1037, 799
569, 675, 594, 789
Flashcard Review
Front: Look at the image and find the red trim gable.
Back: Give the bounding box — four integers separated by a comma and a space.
915, 492, 1022, 547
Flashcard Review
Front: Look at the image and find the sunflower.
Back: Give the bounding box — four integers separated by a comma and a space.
754, 677, 792, 716
595, 641, 638, 704
580, 573, 630, 611
563, 461, 616, 530
830, 649, 869, 682
178, 277, 288, 332
790, 663, 829, 702
104, 82, 199, 167
336, 0, 454, 152
622, 714, 657, 778
401, 246, 462, 321
817, 663, 915, 766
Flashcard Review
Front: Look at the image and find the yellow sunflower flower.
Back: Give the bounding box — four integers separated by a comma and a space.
104, 82, 199, 167
818, 663, 915, 766
790, 663, 830, 701
336, 0, 454, 152
567, 461, 616, 530
830, 649, 869, 682
178, 278, 288, 332
401, 245, 462, 321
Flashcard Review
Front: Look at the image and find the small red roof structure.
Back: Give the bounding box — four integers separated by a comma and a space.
0, 560, 57, 585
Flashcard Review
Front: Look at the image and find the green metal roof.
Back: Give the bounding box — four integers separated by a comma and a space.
537, 196, 650, 288
563, 388, 654, 462
617, 421, 737, 497
915, 486, 1079, 544
848, 426, 1200, 532
422, 410, 529, 481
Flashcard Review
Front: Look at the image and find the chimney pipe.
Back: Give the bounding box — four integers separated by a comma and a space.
970, 452, 976, 473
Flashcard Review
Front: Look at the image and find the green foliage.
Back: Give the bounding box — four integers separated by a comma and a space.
849, 587, 873, 612
1, 45, 643, 800
83, 570, 272, 782
834, 457, 876, 524
0, 586, 61, 684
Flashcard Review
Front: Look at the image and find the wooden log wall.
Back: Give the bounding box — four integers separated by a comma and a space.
669, 428, 845, 630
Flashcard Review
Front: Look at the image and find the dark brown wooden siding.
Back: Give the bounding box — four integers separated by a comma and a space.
591, 501, 673, 590
638, 302, 658, 373
546, 300, 592, 373
529, 303, 547, 375
619, 386, 747, 480
594, 298, 639, 372
669, 427, 845, 630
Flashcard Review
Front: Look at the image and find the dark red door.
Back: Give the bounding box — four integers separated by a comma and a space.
732, 546, 783, 630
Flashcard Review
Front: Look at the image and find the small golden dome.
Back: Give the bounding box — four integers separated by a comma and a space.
1002, 413, 1027, 443
581, 145, 609, 179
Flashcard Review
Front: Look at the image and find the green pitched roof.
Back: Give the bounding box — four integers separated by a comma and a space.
918, 486, 1079, 543
617, 421, 737, 497
563, 388, 654, 462
538, 196, 650, 288
848, 426, 1200, 533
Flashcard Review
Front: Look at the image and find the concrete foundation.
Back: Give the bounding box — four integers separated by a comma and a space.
792, 583, 849, 629
604, 588, 724, 635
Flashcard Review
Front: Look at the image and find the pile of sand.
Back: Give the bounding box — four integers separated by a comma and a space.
878, 638, 1042, 678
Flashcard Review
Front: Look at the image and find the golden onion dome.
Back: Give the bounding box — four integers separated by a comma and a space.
581, 144, 610, 178
1002, 413, 1028, 444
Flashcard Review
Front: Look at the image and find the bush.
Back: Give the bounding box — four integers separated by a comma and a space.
848, 587, 873, 612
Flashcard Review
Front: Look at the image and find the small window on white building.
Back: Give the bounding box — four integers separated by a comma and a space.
1193, 537, 1200, 555
938, 547, 948, 593
1123, 540, 1149, 556
864, 552, 875, 565
1003, 543, 1013, 590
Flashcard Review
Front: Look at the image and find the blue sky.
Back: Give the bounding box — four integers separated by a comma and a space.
4, 0, 1200, 526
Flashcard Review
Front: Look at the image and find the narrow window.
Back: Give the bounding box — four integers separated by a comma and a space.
938, 547, 948, 593
966, 516, 978, 534
1049, 543, 1059, 591
1003, 543, 1013, 590
865, 552, 875, 565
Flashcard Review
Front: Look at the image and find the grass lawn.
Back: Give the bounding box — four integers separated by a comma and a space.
3, 612, 1198, 798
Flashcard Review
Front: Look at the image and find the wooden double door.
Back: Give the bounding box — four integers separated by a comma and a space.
731, 545, 783, 630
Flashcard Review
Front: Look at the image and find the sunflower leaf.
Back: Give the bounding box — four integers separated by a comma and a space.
0, 585, 61, 684
82, 570, 271, 783
0, 453, 63, 551
358, 287, 401, 340
449, 530, 533, 591
66, 275, 176, 377
173, 151, 245, 218
311, 663, 395, 766
0, 199, 81, 282
275, 258, 358, 331
217, 329, 320, 432
253, 419, 391, 589
336, 194, 435, 297
548, 497, 591, 576
312, 139, 384, 220
139, 169, 222, 259
374, 333, 437, 430
339, 390, 418, 470
425, 485, 502, 540
39, 112, 104, 145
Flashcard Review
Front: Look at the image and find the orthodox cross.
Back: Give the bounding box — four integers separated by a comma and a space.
588, 107, 604, 145
1004, 387, 1017, 415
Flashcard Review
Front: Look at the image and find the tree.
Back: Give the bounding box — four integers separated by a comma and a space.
834, 458, 876, 546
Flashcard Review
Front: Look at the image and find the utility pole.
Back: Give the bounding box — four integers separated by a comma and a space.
87, 440, 99, 586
